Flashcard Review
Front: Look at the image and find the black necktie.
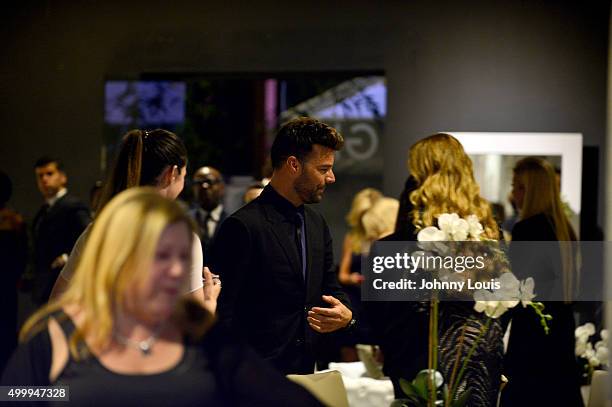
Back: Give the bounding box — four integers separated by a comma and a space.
34, 203, 50, 238
199, 210, 213, 244
294, 212, 306, 280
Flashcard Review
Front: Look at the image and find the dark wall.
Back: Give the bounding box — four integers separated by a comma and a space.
385, 1, 609, 237
2, 1, 609, 230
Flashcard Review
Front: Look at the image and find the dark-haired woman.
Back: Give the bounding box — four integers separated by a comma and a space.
50, 129, 210, 310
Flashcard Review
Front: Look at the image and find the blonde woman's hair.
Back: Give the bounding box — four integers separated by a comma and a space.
346, 188, 383, 252
513, 157, 577, 301
362, 197, 399, 241
407, 133, 498, 240
20, 187, 212, 358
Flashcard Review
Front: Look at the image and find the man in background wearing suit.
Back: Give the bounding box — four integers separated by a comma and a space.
31, 156, 90, 305
210, 117, 354, 375
189, 166, 227, 262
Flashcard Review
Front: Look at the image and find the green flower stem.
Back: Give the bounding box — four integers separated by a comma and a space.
446, 324, 467, 407
450, 318, 491, 400
433, 299, 439, 373
427, 298, 440, 407
528, 302, 552, 335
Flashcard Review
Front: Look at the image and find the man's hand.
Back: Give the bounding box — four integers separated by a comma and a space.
307, 295, 352, 333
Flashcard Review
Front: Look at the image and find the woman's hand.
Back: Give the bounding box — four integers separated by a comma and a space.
202, 267, 221, 314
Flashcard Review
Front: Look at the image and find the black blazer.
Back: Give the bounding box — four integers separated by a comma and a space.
188, 205, 228, 265
31, 194, 90, 303
209, 186, 350, 374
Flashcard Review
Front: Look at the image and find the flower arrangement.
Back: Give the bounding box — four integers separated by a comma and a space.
392, 213, 551, 407
575, 323, 609, 383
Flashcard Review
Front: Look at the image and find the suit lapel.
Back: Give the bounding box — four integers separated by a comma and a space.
262, 203, 305, 286
45, 196, 64, 218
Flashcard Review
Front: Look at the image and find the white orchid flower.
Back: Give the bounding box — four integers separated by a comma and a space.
466, 214, 484, 240
519, 277, 536, 306
576, 341, 588, 357
575, 325, 588, 340
583, 342, 595, 359
576, 323, 596, 343
601, 329, 608, 342
438, 213, 469, 241
494, 273, 520, 309
417, 370, 444, 388
452, 218, 469, 241
589, 357, 601, 368
417, 226, 447, 242
473, 289, 509, 318
595, 345, 609, 367
437, 213, 459, 234
417, 226, 449, 254
584, 323, 596, 336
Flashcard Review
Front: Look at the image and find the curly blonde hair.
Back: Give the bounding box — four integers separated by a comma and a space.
361, 197, 399, 240
407, 133, 498, 240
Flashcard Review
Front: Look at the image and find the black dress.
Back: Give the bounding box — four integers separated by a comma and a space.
501, 213, 583, 407
1, 312, 323, 407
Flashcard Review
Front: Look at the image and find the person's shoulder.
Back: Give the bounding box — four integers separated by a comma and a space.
304, 205, 325, 223
514, 213, 548, 230
1, 319, 53, 385
58, 194, 88, 210
227, 199, 265, 223
512, 213, 555, 241
186, 203, 198, 215
379, 229, 416, 242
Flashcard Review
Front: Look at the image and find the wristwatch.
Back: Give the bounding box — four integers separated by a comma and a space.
344, 318, 357, 332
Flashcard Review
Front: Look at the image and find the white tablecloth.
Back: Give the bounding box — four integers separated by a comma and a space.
325, 362, 395, 407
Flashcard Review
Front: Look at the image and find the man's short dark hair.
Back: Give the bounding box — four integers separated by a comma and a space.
34, 156, 64, 172
270, 117, 344, 169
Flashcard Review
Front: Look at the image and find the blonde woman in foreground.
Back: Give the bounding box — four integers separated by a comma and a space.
1, 188, 322, 406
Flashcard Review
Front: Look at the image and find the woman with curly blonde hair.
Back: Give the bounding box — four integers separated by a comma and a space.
407, 133, 498, 240
373, 134, 503, 406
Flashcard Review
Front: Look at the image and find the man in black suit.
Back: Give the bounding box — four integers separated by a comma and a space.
31, 157, 90, 305
189, 166, 227, 262
210, 117, 353, 375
